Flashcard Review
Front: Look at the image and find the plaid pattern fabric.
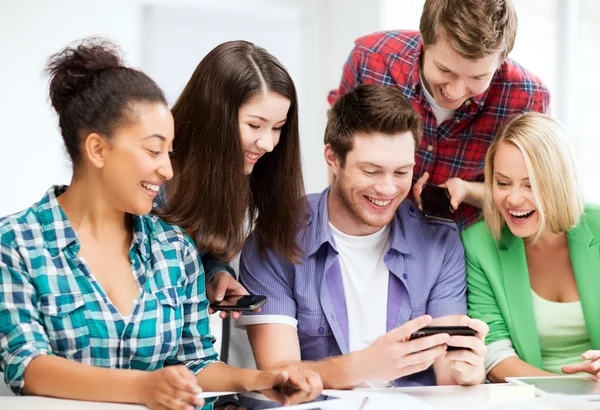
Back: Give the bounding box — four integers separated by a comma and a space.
328, 30, 551, 230
0, 186, 217, 394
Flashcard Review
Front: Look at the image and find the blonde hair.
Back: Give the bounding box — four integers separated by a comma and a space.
420, 0, 518, 60
483, 112, 584, 244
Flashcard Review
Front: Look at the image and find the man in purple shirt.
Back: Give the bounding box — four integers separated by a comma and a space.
238, 84, 488, 388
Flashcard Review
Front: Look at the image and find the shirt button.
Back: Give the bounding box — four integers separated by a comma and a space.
152, 202, 158, 208
403, 273, 408, 280
318, 327, 325, 335
409, 206, 415, 213
465, 99, 472, 106
427, 144, 433, 152
454, 119, 461, 124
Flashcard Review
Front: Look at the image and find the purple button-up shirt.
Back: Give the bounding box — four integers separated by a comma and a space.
239, 188, 467, 386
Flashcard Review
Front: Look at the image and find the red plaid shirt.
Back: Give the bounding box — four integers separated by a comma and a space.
328, 30, 550, 230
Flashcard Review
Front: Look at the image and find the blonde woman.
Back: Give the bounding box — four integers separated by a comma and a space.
462, 112, 600, 382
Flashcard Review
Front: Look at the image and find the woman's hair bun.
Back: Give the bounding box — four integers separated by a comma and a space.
45, 37, 123, 115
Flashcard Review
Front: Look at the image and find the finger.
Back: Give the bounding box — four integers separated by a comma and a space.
447, 360, 479, 384
219, 310, 231, 319
303, 369, 323, 392
231, 311, 243, 320
412, 172, 429, 205
286, 368, 311, 392
445, 348, 484, 368
403, 344, 447, 367
562, 362, 592, 374
176, 366, 202, 393
167, 368, 196, 393
208, 308, 216, 315
462, 317, 489, 341
213, 274, 232, 302
404, 332, 451, 353
396, 358, 437, 379
583, 350, 600, 361
388, 315, 433, 341
447, 336, 486, 357
228, 280, 250, 296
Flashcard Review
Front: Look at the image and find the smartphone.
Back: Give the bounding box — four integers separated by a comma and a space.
421, 184, 455, 223
409, 326, 477, 350
210, 295, 267, 311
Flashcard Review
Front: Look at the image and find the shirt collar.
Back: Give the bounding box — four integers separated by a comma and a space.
305, 188, 414, 256
37, 185, 161, 259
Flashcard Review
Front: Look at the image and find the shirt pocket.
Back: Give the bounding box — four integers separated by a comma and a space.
154, 286, 184, 356
37, 292, 91, 359
296, 310, 332, 337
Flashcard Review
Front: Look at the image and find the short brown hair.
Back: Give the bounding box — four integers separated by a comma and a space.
420, 0, 518, 60
324, 84, 422, 166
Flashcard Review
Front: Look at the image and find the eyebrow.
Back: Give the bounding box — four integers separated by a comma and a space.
358, 161, 415, 169
435, 61, 493, 78
143, 134, 166, 142
495, 172, 530, 181
248, 115, 287, 124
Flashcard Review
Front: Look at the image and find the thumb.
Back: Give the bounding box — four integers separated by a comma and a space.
389, 315, 433, 341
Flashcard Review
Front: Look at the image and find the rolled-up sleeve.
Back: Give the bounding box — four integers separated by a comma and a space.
0, 243, 52, 394
237, 233, 297, 327
167, 235, 217, 374
426, 229, 467, 318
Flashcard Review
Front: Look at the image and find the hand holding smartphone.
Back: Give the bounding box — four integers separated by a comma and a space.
409, 326, 477, 350
421, 184, 455, 223
209, 295, 267, 312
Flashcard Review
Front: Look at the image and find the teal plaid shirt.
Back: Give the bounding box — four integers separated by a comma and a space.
0, 186, 217, 394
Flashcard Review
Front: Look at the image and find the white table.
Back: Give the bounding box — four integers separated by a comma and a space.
1, 384, 598, 410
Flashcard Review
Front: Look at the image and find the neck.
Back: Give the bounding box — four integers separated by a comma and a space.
58, 175, 130, 239
525, 230, 567, 252
327, 183, 382, 236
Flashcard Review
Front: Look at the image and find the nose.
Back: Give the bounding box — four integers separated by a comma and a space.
374, 174, 397, 197
255, 131, 275, 153
446, 79, 466, 99
506, 187, 525, 206
159, 153, 174, 181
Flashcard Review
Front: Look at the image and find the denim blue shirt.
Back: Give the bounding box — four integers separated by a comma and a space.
239, 188, 467, 386
0, 186, 217, 394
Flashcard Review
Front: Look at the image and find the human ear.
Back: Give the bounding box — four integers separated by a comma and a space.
324, 144, 341, 177
84, 132, 110, 169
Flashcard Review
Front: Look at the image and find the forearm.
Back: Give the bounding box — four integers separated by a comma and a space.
197, 362, 262, 392
463, 181, 484, 208
487, 357, 555, 383
23, 354, 146, 403
270, 352, 365, 390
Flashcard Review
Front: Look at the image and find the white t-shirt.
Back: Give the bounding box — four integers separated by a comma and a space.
329, 223, 391, 352
420, 71, 455, 125
329, 222, 392, 387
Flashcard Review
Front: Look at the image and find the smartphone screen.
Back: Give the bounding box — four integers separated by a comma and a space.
421, 184, 455, 222
210, 295, 267, 311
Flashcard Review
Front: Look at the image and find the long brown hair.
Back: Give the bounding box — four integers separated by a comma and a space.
160, 40, 305, 262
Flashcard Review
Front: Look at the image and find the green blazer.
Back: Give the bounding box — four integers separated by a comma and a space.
461, 204, 600, 369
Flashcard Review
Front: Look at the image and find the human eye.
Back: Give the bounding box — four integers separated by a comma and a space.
249, 124, 260, 130
394, 171, 409, 176
147, 150, 160, 156
438, 66, 450, 73
273, 126, 283, 132
363, 169, 378, 176
496, 181, 509, 187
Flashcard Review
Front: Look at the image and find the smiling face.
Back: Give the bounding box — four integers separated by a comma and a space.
421, 35, 501, 110
100, 102, 175, 215
326, 132, 415, 236
491, 142, 541, 239
238, 91, 291, 175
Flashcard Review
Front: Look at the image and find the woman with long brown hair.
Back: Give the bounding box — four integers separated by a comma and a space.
158, 41, 306, 316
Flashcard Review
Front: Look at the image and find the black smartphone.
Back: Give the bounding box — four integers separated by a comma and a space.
210, 295, 267, 311
421, 184, 455, 223
409, 326, 477, 350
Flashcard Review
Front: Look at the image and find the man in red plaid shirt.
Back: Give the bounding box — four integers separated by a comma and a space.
328, 0, 550, 230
